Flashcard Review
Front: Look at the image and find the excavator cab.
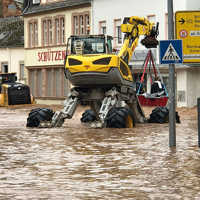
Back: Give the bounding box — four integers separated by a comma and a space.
64, 34, 129, 88
66, 35, 113, 55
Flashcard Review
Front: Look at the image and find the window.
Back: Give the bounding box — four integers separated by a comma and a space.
55, 18, 60, 44
114, 19, 122, 45
72, 12, 90, 35
29, 67, 70, 98
61, 17, 65, 44
99, 21, 106, 34
147, 15, 158, 37
43, 20, 47, 45
85, 14, 90, 34
1, 62, 8, 73
49, 19, 53, 44
80, 15, 84, 35
42, 16, 64, 46
178, 90, 186, 102
147, 15, 156, 23
28, 20, 38, 47
42, 18, 53, 46
55, 16, 65, 45
68, 36, 106, 55
147, 15, 156, 36
19, 62, 25, 80
73, 16, 79, 35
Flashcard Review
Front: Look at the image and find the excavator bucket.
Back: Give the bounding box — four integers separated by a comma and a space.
141, 22, 159, 48
141, 36, 159, 48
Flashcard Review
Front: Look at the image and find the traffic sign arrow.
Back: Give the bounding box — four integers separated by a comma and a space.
179, 18, 185, 24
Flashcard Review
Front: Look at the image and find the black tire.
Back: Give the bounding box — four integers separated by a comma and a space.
148, 106, 169, 123
80, 109, 97, 123
26, 108, 54, 127
148, 107, 181, 124
105, 107, 135, 128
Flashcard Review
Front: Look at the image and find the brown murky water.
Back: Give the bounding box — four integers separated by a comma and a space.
0, 105, 199, 200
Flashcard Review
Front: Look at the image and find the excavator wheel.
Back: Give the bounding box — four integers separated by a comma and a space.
80, 109, 97, 123
26, 108, 54, 127
148, 106, 181, 124
105, 107, 135, 128
148, 106, 169, 123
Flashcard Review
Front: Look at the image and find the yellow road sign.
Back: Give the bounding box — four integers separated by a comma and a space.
175, 11, 200, 63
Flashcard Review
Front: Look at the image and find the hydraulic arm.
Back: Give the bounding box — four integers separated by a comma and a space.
119, 16, 159, 64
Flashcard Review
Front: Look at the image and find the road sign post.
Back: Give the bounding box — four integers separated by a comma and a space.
168, 0, 176, 147
159, 39, 183, 147
159, 39, 183, 145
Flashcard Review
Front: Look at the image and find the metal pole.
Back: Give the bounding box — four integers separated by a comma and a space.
198, 98, 200, 147
168, 0, 176, 147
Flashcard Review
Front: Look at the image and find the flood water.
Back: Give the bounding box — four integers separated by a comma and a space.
0, 106, 199, 200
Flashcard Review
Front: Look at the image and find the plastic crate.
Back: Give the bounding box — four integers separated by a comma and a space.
138, 95, 168, 107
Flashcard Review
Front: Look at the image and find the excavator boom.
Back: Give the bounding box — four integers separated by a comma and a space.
119, 16, 159, 64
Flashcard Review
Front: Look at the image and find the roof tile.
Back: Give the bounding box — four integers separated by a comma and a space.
23, 0, 91, 15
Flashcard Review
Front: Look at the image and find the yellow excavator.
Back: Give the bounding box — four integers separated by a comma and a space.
0, 72, 34, 106
27, 16, 159, 128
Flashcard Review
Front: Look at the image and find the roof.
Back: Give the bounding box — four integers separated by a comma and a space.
14, 0, 23, 9
0, 16, 24, 47
23, 0, 91, 15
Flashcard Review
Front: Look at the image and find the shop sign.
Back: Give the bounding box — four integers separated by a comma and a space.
37, 49, 66, 62
175, 11, 200, 63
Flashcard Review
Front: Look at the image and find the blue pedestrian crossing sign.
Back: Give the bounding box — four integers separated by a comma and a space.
159, 40, 183, 64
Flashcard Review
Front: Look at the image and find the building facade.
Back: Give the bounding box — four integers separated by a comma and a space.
0, 0, 22, 18
22, 0, 200, 107
23, 0, 91, 104
0, 1, 25, 83
92, 0, 200, 107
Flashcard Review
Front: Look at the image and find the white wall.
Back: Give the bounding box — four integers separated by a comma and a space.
0, 48, 24, 81
187, 68, 200, 107
186, 0, 200, 10
174, 0, 187, 12
177, 69, 187, 107
92, 0, 188, 41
